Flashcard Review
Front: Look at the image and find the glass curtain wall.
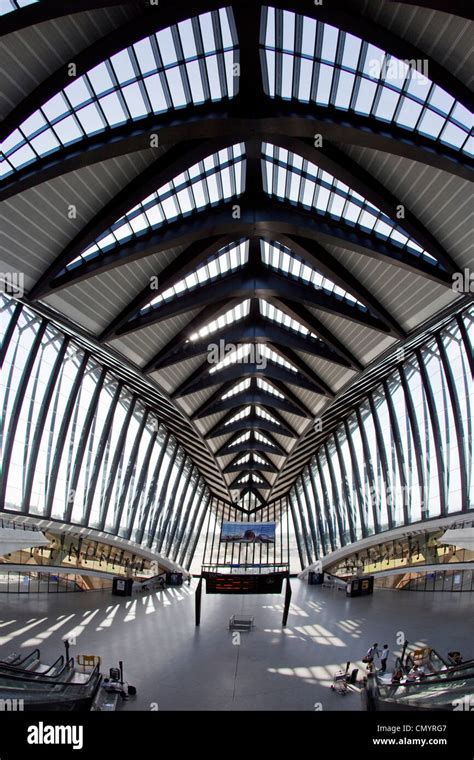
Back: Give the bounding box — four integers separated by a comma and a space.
289, 307, 473, 568
0, 295, 210, 568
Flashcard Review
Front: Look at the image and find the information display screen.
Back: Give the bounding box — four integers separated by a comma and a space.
204, 572, 285, 594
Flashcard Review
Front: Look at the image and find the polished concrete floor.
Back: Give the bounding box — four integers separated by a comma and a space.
0, 581, 472, 711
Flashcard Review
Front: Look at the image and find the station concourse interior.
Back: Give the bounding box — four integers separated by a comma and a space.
0, 0, 472, 712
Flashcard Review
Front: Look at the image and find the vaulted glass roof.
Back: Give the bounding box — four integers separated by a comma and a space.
0, 7, 238, 178
262, 6, 473, 157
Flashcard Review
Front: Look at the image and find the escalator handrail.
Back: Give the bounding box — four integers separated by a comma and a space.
0, 660, 102, 688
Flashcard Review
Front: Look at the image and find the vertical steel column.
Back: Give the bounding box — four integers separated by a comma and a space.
333, 432, 356, 543
323, 440, 346, 546
135, 428, 170, 545
415, 348, 447, 516
300, 466, 321, 560
180, 490, 211, 569
293, 481, 313, 566
368, 393, 394, 531
124, 424, 159, 541
307, 461, 328, 555
383, 377, 410, 526
147, 440, 179, 549
65, 366, 107, 523
112, 408, 150, 535
398, 365, 428, 520
355, 406, 381, 535
156, 452, 188, 553
343, 418, 368, 538
44, 350, 90, 518
172, 474, 203, 563
0, 319, 47, 507
0, 301, 23, 366
97, 394, 137, 531
165, 463, 196, 558
21, 335, 69, 513
83, 382, 123, 526
436, 332, 469, 510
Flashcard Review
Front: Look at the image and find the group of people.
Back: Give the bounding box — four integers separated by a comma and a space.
362, 642, 390, 673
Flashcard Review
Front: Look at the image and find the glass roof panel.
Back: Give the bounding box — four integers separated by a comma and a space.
261, 143, 439, 266
256, 377, 285, 398
69, 145, 246, 273
261, 239, 367, 309
221, 378, 251, 399
0, 7, 238, 179
262, 7, 473, 158
0, 0, 39, 14
259, 298, 322, 340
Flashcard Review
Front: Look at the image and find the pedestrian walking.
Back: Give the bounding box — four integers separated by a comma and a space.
380, 644, 389, 672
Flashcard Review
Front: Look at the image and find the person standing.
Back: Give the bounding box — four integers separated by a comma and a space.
380, 644, 390, 673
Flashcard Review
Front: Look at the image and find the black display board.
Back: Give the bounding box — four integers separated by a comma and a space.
204, 572, 286, 594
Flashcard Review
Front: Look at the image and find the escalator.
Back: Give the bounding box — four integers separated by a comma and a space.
363, 656, 474, 711
0, 648, 102, 711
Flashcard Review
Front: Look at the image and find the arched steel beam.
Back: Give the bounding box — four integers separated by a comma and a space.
0, 0, 144, 37
264, 298, 365, 371
386, 0, 474, 20
275, 235, 407, 338
98, 235, 234, 342
114, 266, 398, 337
205, 403, 298, 440
167, 321, 335, 400
171, 359, 331, 399
215, 429, 288, 458
150, 313, 354, 370
190, 375, 314, 421
38, 194, 453, 301
229, 473, 272, 491
223, 451, 278, 474
206, 415, 296, 440
3, 0, 471, 136
3, 103, 472, 207
192, 386, 310, 421
238, 487, 266, 506
270, 137, 455, 275
142, 298, 242, 374
27, 138, 234, 301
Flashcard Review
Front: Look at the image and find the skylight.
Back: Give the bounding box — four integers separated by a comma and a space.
262, 7, 473, 157
262, 143, 438, 265
188, 298, 250, 340
209, 343, 265, 374
261, 239, 366, 308
255, 406, 280, 425
0, 7, 238, 178
228, 432, 251, 447
256, 377, 285, 398
224, 406, 252, 425
221, 378, 252, 399
238, 473, 264, 484
67, 144, 246, 272
255, 431, 276, 447
232, 452, 268, 466
259, 298, 321, 339
0, 0, 39, 14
